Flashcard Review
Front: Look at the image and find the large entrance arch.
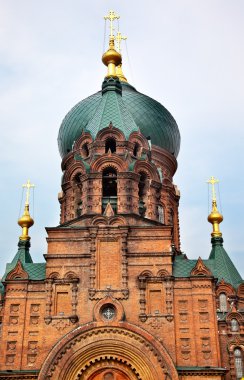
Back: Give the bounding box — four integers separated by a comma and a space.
38, 322, 179, 380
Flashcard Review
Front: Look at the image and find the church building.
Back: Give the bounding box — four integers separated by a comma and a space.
0, 11, 243, 380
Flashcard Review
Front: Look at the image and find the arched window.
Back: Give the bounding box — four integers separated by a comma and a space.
105, 138, 116, 153
158, 205, 164, 223
102, 168, 117, 212
82, 143, 89, 157
138, 172, 147, 217
133, 142, 140, 157
234, 348, 244, 379
73, 173, 82, 217
231, 318, 239, 332
219, 293, 227, 312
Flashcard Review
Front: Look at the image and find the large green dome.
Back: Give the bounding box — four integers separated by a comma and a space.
58, 81, 180, 158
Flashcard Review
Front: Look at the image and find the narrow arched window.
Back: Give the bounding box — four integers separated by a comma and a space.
158, 205, 164, 223
82, 143, 89, 157
133, 142, 140, 157
102, 168, 117, 212
73, 173, 82, 217
138, 172, 147, 217
231, 318, 239, 332
105, 138, 116, 153
234, 348, 244, 379
219, 293, 227, 312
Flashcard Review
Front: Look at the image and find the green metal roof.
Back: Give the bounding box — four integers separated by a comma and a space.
173, 237, 243, 289
208, 236, 243, 288
2, 240, 46, 281
58, 79, 180, 158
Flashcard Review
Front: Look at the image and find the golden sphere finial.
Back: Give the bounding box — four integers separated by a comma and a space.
102, 37, 122, 77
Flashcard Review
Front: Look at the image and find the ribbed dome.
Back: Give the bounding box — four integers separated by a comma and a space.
58, 81, 180, 158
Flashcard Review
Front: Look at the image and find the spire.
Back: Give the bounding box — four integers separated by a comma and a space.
206, 176, 243, 287
102, 11, 122, 77
207, 176, 223, 238
115, 31, 128, 82
18, 179, 34, 241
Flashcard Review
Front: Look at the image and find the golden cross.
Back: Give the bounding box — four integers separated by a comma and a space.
22, 179, 35, 206
207, 176, 219, 202
104, 10, 120, 38
116, 31, 127, 53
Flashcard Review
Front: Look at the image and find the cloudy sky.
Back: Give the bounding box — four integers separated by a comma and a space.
0, 0, 243, 278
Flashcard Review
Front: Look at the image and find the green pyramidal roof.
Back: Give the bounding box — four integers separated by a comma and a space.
58, 79, 180, 158
2, 240, 46, 281
173, 237, 243, 289
208, 237, 243, 288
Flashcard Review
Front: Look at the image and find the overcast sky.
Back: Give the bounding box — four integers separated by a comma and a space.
0, 0, 243, 278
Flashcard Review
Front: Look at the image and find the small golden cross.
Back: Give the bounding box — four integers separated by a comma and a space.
116, 31, 127, 53
22, 179, 35, 206
207, 176, 219, 202
104, 10, 120, 38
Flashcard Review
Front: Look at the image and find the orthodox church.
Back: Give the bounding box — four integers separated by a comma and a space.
0, 11, 243, 380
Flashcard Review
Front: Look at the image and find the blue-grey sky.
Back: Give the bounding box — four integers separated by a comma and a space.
0, 0, 243, 278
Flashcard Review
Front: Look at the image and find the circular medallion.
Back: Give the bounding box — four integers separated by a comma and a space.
101, 304, 116, 321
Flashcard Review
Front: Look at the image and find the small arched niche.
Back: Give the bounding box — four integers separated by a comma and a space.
105, 138, 116, 153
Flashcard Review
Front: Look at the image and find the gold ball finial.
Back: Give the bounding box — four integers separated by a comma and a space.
208, 200, 223, 237
102, 38, 122, 77
18, 204, 34, 241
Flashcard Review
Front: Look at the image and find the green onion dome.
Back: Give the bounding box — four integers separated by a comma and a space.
58, 80, 180, 159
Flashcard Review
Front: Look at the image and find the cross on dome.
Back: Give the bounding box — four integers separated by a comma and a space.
23, 179, 35, 206
104, 10, 120, 38
116, 31, 127, 52
207, 176, 219, 202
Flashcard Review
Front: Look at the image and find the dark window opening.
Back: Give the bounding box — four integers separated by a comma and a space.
102, 168, 117, 212
73, 173, 82, 218
133, 142, 140, 157
82, 143, 89, 158
74, 173, 81, 184
105, 138, 116, 153
77, 201, 83, 217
